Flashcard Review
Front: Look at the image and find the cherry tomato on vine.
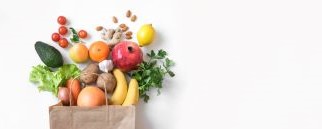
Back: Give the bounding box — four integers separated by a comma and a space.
51, 33, 61, 42
78, 30, 88, 39
57, 16, 67, 25
58, 26, 68, 35
58, 38, 69, 48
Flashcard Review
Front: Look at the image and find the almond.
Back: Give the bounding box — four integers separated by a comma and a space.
119, 23, 126, 28
121, 26, 128, 32
125, 35, 132, 39
125, 31, 132, 36
126, 10, 132, 18
96, 26, 103, 31
112, 16, 118, 23
131, 15, 137, 22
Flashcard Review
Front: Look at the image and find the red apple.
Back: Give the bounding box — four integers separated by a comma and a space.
111, 41, 143, 72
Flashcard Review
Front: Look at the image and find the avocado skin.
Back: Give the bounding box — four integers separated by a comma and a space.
35, 41, 63, 68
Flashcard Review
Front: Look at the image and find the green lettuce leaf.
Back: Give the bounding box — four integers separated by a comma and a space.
29, 64, 81, 97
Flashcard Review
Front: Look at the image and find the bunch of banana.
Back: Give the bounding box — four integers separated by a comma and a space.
110, 68, 139, 106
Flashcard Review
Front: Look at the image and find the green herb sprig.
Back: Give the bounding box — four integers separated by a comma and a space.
69, 27, 80, 43
131, 49, 175, 102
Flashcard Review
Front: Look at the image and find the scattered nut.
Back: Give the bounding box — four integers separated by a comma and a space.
119, 23, 126, 28
126, 10, 132, 18
131, 15, 137, 22
104, 11, 137, 43
112, 16, 118, 23
125, 31, 132, 36
125, 35, 132, 39
96, 26, 103, 31
121, 26, 129, 32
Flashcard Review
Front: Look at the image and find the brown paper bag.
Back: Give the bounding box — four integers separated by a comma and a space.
49, 103, 135, 129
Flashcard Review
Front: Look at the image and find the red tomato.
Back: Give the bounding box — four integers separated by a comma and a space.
58, 26, 68, 35
51, 33, 60, 42
57, 16, 67, 25
78, 30, 88, 39
58, 38, 69, 48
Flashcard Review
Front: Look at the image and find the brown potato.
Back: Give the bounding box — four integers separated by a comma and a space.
96, 73, 116, 93
80, 63, 99, 84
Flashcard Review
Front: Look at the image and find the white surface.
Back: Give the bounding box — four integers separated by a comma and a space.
1, 0, 322, 129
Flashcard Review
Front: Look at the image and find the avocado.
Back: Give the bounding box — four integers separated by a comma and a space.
35, 41, 63, 68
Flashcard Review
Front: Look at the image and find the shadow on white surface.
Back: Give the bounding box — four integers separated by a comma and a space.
144, 29, 164, 51
135, 69, 177, 129
136, 102, 153, 129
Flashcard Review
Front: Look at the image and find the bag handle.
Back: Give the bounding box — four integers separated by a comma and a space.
103, 78, 109, 123
69, 76, 80, 106
68, 77, 79, 129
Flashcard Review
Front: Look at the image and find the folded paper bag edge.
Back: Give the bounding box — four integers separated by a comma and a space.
49, 102, 136, 111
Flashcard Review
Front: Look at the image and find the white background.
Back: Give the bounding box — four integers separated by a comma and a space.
1, 0, 322, 129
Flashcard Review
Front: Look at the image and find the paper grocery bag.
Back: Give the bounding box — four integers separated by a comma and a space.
49, 103, 135, 129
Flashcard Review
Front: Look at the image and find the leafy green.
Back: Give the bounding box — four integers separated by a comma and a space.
69, 27, 80, 43
29, 64, 81, 96
131, 49, 175, 102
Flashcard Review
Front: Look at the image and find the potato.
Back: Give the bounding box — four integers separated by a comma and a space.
96, 73, 116, 93
80, 63, 99, 84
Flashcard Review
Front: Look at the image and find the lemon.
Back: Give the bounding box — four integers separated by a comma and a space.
137, 24, 155, 46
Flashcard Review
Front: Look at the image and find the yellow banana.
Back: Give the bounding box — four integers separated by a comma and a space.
110, 69, 128, 105
122, 79, 139, 106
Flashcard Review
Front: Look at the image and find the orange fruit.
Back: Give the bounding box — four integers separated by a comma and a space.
69, 43, 89, 63
77, 86, 106, 107
89, 41, 110, 62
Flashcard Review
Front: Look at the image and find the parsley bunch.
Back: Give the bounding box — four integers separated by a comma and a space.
131, 49, 175, 102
